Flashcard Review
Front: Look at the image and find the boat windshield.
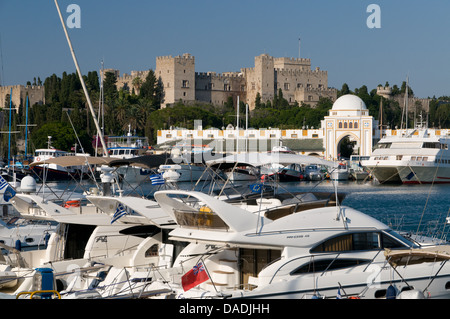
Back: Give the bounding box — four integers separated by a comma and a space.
383, 229, 419, 249
173, 206, 230, 231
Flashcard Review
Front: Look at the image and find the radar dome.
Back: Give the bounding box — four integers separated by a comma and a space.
20, 175, 37, 193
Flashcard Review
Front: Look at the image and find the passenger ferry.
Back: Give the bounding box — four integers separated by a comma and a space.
362, 129, 450, 184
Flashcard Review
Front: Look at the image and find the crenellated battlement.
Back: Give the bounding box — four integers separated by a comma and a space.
275, 67, 327, 77
157, 53, 195, 62
195, 71, 244, 79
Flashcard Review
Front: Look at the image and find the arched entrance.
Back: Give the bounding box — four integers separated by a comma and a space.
336, 134, 359, 159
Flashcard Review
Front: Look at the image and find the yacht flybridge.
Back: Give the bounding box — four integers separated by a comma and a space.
142, 189, 450, 299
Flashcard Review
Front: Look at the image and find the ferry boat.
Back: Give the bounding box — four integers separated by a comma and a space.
362, 129, 450, 184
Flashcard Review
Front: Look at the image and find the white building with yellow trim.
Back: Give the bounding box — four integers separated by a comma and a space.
156, 94, 449, 159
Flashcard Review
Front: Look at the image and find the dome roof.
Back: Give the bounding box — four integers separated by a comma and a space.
332, 94, 367, 111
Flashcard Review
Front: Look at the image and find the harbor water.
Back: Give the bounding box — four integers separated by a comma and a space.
283, 180, 450, 237
20, 178, 450, 240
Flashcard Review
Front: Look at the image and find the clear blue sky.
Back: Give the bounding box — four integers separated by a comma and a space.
0, 0, 449, 98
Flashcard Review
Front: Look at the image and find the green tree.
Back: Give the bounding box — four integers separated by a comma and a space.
338, 83, 351, 97
103, 71, 118, 104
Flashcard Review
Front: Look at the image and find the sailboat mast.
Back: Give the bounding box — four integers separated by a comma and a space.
405, 76, 409, 131
7, 88, 12, 167
54, 0, 109, 157
25, 95, 29, 158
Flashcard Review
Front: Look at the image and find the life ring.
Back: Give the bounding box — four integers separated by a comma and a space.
36, 157, 41, 162
64, 200, 81, 208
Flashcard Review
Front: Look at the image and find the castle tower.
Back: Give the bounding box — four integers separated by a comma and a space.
156, 53, 195, 108
242, 54, 275, 110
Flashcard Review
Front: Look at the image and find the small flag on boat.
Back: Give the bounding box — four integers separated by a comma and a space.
3, 186, 16, 202
150, 174, 165, 185
111, 203, 127, 224
249, 183, 262, 193
0, 175, 16, 202
181, 261, 209, 292
0, 175, 8, 191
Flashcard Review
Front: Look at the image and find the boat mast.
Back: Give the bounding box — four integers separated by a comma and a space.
54, 0, 109, 157
7, 88, 12, 167
405, 76, 409, 131
236, 95, 239, 153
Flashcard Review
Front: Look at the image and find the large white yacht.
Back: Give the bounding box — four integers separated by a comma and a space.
362, 129, 450, 184
135, 189, 450, 299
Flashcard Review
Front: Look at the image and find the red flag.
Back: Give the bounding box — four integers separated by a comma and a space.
181, 262, 209, 291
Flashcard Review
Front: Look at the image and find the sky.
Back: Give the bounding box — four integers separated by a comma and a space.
0, 0, 449, 98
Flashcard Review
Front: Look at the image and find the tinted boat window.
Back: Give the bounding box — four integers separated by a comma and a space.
291, 258, 370, 275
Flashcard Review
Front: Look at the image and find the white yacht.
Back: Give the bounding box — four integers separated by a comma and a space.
107, 125, 152, 183
138, 189, 450, 299
362, 129, 450, 184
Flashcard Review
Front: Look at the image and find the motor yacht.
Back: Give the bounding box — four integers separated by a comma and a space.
135, 189, 450, 299
362, 128, 450, 184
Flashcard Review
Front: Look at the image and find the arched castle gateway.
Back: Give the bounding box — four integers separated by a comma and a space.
322, 94, 377, 160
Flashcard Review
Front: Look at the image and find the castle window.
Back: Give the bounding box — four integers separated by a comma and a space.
344, 122, 348, 129
284, 83, 290, 90
339, 122, 343, 129
182, 80, 189, 88
354, 122, 358, 129
349, 122, 353, 129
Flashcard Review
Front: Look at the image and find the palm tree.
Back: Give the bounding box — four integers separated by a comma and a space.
132, 77, 143, 96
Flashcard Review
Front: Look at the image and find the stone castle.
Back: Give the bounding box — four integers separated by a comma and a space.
0, 85, 45, 111
107, 53, 337, 110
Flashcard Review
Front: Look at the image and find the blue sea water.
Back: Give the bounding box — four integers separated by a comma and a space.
44, 178, 450, 238
284, 180, 450, 236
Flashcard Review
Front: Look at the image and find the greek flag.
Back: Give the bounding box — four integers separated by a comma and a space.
111, 203, 127, 224
150, 174, 165, 185
0, 175, 8, 191
0, 175, 15, 202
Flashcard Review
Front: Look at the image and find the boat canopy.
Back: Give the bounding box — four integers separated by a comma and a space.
29, 154, 177, 169
207, 152, 338, 169
29, 156, 116, 167
385, 245, 450, 267
107, 154, 175, 169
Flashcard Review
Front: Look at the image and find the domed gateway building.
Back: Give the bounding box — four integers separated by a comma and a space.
321, 94, 378, 160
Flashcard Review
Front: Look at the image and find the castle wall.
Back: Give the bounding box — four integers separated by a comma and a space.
195, 72, 246, 106
97, 53, 337, 110
0, 85, 45, 112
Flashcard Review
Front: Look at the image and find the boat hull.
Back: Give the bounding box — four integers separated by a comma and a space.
366, 166, 402, 184
397, 165, 450, 184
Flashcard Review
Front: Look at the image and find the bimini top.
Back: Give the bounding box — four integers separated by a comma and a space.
385, 245, 450, 267
207, 152, 337, 170
30, 155, 116, 167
